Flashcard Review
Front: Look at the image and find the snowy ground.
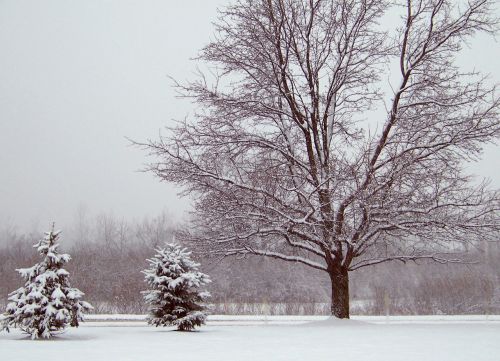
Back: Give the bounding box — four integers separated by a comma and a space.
86, 313, 500, 324
2, 316, 499, 361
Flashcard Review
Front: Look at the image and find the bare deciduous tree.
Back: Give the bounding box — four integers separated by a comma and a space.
140, 0, 500, 318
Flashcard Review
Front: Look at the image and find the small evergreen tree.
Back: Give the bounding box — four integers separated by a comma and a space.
142, 243, 211, 331
0, 226, 93, 339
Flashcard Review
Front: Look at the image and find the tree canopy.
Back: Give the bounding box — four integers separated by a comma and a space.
141, 0, 500, 318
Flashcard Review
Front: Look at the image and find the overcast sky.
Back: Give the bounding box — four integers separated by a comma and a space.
0, 0, 498, 232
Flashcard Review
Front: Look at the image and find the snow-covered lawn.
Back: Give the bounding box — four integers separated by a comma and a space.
2, 317, 499, 361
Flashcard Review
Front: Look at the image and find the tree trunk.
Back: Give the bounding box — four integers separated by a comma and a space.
329, 266, 350, 319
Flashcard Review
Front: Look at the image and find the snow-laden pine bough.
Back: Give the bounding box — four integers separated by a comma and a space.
136, 0, 500, 319
142, 243, 211, 331
0, 226, 93, 339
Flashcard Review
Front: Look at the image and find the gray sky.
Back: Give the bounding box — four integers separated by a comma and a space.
0, 0, 498, 232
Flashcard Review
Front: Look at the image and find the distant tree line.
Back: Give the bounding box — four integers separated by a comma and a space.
0, 214, 498, 315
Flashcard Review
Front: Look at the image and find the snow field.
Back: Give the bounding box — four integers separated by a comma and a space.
84, 314, 500, 324
2, 318, 499, 361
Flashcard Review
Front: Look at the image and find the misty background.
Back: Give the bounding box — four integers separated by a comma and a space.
0, 0, 499, 316
0, 0, 226, 232
1, 0, 499, 236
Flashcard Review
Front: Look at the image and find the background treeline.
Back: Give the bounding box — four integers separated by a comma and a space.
1, 214, 498, 315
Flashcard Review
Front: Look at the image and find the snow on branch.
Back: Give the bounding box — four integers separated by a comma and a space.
225, 246, 328, 272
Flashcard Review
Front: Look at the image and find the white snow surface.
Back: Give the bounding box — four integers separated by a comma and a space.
2, 316, 499, 361
84, 313, 500, 324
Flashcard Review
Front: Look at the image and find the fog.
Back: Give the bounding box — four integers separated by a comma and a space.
0, 0, 227, 231
0, 0, 498, 235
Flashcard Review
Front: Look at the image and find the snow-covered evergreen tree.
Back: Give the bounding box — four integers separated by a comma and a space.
0, 226, 93, 339
142, 243, 211, 331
